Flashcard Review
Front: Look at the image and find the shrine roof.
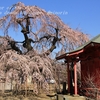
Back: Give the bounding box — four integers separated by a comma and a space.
56, 34, 100, 60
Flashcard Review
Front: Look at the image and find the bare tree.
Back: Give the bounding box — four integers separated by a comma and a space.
80, 70, 100, 99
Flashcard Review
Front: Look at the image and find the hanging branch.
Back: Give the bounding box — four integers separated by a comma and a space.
0, 2, 89, 55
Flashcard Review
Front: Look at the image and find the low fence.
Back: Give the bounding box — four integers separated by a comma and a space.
0, 80, 35, 96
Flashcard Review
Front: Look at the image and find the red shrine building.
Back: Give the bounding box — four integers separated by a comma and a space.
56, 34, 100, 98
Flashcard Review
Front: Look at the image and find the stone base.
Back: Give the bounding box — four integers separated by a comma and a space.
57, 94, 86, 100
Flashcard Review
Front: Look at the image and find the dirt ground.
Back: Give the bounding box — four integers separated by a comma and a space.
0, 93, 56, 100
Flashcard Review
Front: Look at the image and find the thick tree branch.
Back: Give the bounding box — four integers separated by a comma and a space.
8, 40, 22, 54
45, 28, 60, 55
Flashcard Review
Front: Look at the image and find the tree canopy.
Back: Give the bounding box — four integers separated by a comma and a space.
0, 2, 89, 55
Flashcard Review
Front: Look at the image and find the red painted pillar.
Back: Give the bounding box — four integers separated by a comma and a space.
74, 61, 77, 95
67, 62, 70, 93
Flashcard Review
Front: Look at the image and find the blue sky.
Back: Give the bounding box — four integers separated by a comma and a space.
0, 0, 100, 40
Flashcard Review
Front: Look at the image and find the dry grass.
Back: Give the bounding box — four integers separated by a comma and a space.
0, 94, 56, 100
0, 84, 57, 100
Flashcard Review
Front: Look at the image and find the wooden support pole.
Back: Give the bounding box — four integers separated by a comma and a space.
67, 62, 70, 93
74, 61, 77, 95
